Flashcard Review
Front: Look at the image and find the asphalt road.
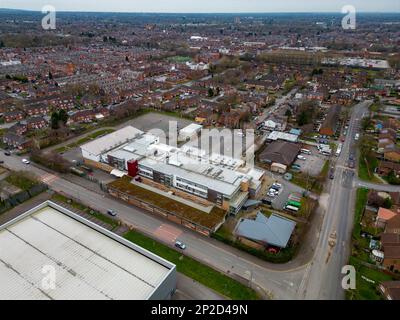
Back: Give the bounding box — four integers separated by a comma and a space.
297, 100, 372, 300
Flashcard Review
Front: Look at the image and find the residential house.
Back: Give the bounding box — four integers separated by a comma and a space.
26, 116, 48, 130
379, 281, 400, 300
3, 110, 25, 123
9, 123, 28, 136
69, 109, 96, 123
384, 147, 400, 163
376, 207, 397, 229
25, 104, 51, 117
2, 132, 31, 150
377, 161, 400, 177
319, 105, 341, 136
378, 138, 395, 153
386, 214, 400, 234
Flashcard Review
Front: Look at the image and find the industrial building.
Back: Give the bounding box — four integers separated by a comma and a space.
0, 201, 177, 300
81, 126, 265, 215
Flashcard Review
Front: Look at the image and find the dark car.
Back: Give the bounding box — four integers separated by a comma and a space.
0, 160, 4, 164
349, 160, 355, 169
4, 151, 11, 156
329, 167, 335, 179
349, 153, 355, 161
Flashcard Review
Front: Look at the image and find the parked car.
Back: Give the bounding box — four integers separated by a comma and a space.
297, 155, 307, 161
4, 151, 11, 156
22, 159, 30, 164
329, 167, 335, 179
107, 209, 117, 217
271, 183, 282, 190
175, 240, 186, 250
0, 160, 4, 164
348, 160, 355, 169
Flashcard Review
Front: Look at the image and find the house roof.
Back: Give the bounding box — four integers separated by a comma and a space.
384, 246, 400, 259
381, 233, 400, 246
387, 214, 400, 230
236, 212, 296, 248
259, 141, 301, 166
378, 207, 397, 222
380, 281, 400, 300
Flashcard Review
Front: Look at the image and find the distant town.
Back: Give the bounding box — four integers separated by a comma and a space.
0, 8, 399, 302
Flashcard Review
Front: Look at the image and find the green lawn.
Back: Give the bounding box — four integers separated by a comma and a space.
123, 230, 260, 300
358, 157, 380, 183
56, 128, 115, 153
346, 257, 392, 300
6, 172, 39, 191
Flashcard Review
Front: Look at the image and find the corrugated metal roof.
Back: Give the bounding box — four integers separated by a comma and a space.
81, 126, 143, 156
0, 206, 170, 300
236, 213, 296, 248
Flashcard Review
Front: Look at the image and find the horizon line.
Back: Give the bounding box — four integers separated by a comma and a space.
1, 7, 400, 14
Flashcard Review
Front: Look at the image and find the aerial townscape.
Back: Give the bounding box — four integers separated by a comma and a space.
0, 0, 399, 307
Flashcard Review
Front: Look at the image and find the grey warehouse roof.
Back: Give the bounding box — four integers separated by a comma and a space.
236, 212, 296, 248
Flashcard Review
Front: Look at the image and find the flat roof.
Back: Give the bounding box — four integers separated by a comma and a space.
81, 126, 144, 156
267, 131, 299, 143
0, 202, 174, 300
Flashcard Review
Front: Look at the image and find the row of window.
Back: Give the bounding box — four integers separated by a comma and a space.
175, 183, 208, 199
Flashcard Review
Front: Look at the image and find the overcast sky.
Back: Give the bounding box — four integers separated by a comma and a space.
1, 0, 399, 13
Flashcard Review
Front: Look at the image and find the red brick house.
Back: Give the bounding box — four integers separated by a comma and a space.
4, 110, 25, 123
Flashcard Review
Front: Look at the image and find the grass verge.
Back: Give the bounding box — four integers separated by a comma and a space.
123, 230, 260, 300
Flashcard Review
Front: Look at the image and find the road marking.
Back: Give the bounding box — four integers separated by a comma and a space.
154, 224, 183, 243
40, 173, 59, 184
298, 263, 312, 297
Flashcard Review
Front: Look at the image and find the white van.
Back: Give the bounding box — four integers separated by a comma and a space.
300, 148, 311, 155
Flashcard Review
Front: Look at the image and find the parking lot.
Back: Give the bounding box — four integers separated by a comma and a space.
118, 112, 194, 142
293, 149, 327, 177
261, 172, 307, 210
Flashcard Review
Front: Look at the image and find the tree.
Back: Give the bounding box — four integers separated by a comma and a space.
48, 71, 53, 80
51, 110, 69, 130
51, 112, 60, 130
208, 88, 214, 97
383, 197, 393, 209
58, 109, 69, 126
285, 109, 292, 117
298, 111, 309, 126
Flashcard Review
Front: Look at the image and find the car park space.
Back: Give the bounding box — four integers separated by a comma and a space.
262, 178, 306, 210
292, 148, 327, 176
